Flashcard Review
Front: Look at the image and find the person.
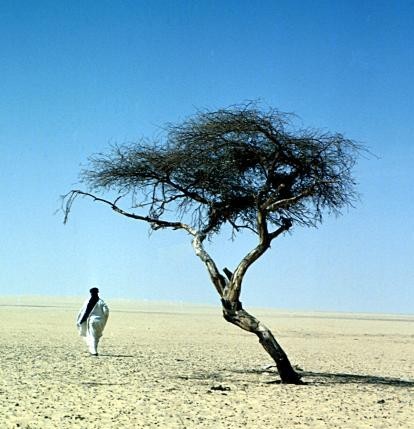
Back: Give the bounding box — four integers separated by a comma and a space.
76, 287, 109, 356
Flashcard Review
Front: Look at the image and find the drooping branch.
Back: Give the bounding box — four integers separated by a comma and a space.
62, 190, 196, 234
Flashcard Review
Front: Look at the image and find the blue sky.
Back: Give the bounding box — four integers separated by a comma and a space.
1, 0, 413, 314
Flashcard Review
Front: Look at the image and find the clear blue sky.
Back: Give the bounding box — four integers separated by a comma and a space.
1, 0, 413, 314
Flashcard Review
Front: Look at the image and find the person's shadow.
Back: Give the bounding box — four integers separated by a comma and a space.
98, 353, 135, 358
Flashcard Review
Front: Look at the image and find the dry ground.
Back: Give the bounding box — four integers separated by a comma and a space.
0, 296, 413, 428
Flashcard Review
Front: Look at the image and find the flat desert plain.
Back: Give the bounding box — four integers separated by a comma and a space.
0, 297, 413, 428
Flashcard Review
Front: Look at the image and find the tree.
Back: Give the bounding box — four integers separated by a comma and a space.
63, 103, 363, 384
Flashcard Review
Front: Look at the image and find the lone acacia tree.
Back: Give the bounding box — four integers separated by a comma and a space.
63, 103, 362, 384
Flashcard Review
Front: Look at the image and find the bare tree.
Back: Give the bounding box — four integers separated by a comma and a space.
63, 103, 363, 384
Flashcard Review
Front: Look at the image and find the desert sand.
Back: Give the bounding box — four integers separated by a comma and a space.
0, 296, 413, 428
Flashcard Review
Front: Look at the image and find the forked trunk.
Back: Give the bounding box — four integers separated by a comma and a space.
192, 234, 302, 384
221, 299, 302, 384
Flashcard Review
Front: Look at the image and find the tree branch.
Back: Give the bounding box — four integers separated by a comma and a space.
191, 232, 226, 296
263, 189, 313, 212
223, 206, 292, 303
62, 190, 196, 234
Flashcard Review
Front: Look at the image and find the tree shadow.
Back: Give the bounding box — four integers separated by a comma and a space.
229, 367, 414, 387
298, 370, 414, 387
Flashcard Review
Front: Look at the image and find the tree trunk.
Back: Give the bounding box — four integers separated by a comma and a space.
221, 299, 303, 384
192, 234, 302, 384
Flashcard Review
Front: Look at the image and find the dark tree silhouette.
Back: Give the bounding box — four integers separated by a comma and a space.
63, 103, 363, 384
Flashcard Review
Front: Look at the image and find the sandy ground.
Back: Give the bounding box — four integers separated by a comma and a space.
0, 296, 413, 428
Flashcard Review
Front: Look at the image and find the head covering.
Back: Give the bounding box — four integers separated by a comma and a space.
79, 288, 100, 324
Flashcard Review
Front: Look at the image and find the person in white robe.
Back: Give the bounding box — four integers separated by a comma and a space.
76, 287, 109, 356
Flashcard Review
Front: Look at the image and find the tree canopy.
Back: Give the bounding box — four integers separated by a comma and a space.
65, 103, 361, 239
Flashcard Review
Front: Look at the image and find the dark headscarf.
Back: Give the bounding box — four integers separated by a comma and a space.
79, 288, 100, 324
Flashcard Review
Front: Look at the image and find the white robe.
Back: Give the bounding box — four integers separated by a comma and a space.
76, 298, 109, 341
